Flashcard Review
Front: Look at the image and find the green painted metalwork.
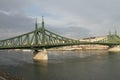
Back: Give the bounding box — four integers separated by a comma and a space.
41, 16, 45, 45
0, 17, 120, 50
35, 18, 38, 45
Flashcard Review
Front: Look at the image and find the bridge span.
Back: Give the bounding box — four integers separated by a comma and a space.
0, 17, 120, 60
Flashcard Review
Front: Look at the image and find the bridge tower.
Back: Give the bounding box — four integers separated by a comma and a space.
33, 16, 48, 61
115, 29, 117, 35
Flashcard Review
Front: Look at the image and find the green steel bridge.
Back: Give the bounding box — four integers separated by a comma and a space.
0, 17, 120, 50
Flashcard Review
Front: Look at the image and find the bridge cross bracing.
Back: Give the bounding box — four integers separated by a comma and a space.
0, 17, 120, 50
0, 17, 79, 50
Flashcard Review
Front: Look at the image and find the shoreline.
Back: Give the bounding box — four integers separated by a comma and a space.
0, 71, 23, 80
48, 45, 120, 52
48, 45, 109, 51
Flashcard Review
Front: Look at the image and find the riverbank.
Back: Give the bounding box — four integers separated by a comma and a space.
48, 45, 109, 51
0, 71, 24, 80
48, 45, 120, 52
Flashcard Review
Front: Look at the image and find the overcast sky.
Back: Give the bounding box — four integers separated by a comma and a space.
0, 0, 120, 39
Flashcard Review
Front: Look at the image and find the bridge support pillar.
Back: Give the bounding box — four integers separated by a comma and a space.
33, 49, 48, 61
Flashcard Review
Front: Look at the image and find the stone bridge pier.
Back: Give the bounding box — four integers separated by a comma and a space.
33, 49, 48, 61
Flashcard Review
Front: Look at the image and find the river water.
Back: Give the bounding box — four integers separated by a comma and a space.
0, 50, 120, 80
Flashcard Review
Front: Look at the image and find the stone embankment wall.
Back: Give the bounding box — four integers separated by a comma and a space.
108, 46, 120, 52
49, 45, 109, 51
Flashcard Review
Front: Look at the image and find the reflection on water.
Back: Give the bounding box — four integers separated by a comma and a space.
33, 61, 48, 80
0, 50, 120, 80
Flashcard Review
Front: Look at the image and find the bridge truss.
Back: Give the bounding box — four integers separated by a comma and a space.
0, 17, 79, 50
0, 17, 120, 50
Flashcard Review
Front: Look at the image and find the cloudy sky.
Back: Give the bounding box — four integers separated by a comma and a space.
0, 0, 120, 39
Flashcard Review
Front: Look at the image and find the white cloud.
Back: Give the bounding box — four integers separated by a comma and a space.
0, 10, 10, 15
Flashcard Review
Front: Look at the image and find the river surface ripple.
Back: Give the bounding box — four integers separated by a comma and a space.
0, 50, 120, 80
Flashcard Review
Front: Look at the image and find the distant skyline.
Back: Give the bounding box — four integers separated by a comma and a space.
0, 0, 120, 39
